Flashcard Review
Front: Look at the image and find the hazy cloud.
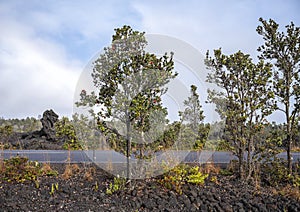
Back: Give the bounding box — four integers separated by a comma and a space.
133, 0, 300, 56
0, 0, 141, 118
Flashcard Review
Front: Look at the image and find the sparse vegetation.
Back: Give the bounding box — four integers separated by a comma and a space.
0, 156, 57, 183
106, 175, 127, 195
62, 164, 80, 180
158, 164, 208, 194
55, 117, 83, 150
49, 182, 59, 196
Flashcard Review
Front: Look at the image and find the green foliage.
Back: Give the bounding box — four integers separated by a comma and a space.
76, 25, 177, 164
179, 85, 209, 150
0, 125, 13, 137
186, 166, 209, 184
55, 117, 83, 150
93, 181, 99, 191
179, 124, 210, 150
101, 121, 181, 159
158, 164, 208, 194
147, 121, 181, 151
106, 175, 126, 195
0, 156, 58, 183
193, 123, 210, 150
293, 175, 300, 187
257, 18, 300, 173
261, 158, 291, 186
215, 139, 234, 151
72, 113, 104, 150
180, 85, 205, 129
0, 117, 41, 133
219, 169, 234, 176
133, 121, 181, 159
205, 48, 276, 179
260, 152, 300, 187
49, 182, 59, 195
0, 125, 13, 144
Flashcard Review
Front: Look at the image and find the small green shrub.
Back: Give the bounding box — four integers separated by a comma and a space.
106, 175, 126, 195
0, 156, 58, 183
0, 125, 13, 144
293, 175, 300, 187
55, 117, 83, 150
261, 158, 291, 186
158, 164, 208, 194
93, 181, 99, 191
187, 166, 209, 184
49, 182, 59, 195
219, 169, 234, 176
0, 125, 13, 137
210, 175, 218, 183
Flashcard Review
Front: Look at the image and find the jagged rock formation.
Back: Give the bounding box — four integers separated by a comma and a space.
6, 109, 63, 150
39, 109, 59, 141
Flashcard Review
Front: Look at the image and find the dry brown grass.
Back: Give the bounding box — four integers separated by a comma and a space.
272, 185, 300, 201
106, 160, 113, 173
291, 146, 300, 152
201, 162, 220, 175
62, 164, 80, 180
41, 163, 55, 175
0, 159, 4, 173
84, 167, 96, 182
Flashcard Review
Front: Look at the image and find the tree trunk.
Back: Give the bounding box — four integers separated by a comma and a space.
286, 106, 293, 174
140, 131, 145, 158
126, 120, 131, 181
238, 146, 244, 179
239, 123, 245, 180
287, 133, 292, 174
246, 135, 254, 181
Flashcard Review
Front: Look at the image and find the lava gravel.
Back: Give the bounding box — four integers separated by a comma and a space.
0, 163, 299, 212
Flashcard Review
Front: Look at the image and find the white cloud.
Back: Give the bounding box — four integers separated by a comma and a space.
133, 0, 300, 57
0, 0, 142, 119
132, 0, 300, 123
0, 15, 81, 118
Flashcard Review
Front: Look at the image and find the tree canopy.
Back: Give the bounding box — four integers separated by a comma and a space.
257, 18, 300, 173
76, 25, 178, 179
205, 49, 275, 179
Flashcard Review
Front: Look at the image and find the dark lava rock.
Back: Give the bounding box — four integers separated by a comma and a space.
39, 109, 59, 141
288, 203, 300, 212
0, 164, 299, 211
6, 109, 63, 150
220, 202, 233, 212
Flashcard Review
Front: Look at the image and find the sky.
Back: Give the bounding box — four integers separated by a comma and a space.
0, 0, 299, 121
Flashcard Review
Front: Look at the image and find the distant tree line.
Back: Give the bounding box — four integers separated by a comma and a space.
0, 117, 41, 133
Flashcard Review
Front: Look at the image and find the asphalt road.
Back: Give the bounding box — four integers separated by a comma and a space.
1, 150, 300, 166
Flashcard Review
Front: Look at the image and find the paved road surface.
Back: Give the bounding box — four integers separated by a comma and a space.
1, 150, 299, 166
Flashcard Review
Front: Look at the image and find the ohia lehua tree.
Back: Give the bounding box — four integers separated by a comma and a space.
76, 26, 178, 164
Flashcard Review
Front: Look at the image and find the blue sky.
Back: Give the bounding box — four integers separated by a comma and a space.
0, 0, 299, 120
